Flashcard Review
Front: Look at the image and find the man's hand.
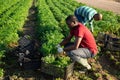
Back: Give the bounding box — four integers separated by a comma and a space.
57, 47, 64, 53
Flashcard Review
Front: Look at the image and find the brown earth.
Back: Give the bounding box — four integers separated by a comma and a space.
111, 0, 120, 2
76, 0, 120, 14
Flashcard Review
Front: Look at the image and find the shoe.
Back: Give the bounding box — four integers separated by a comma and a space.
86, 64, 91, 70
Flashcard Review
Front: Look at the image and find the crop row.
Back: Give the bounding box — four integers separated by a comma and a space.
0, 0, 27, 27
0, 0, 33, 77
36, 0, 63, 56
0, 0, 20, 15
0, 0, 33, 50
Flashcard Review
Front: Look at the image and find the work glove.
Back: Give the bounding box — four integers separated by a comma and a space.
56, 44, 64, 53
57, 47, 64, 53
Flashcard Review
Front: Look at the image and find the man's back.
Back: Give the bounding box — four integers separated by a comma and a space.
75, 6, 97, 21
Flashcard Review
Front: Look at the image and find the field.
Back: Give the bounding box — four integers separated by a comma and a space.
0, 0, 120, 80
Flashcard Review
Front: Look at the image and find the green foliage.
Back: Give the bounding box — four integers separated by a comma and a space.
59, 20, 69, 37
0, 68, 4, 77
117, 15, 120, 23
94, 9, 120, 36
42, 55, 71, 68
0, 50, 5, 60
41, 54, 55, 63
40, 30, 64, 56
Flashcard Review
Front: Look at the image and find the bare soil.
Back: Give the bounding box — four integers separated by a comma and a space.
76, 0, 120, 14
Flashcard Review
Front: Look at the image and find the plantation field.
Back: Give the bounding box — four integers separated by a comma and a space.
0, 0, 120, 80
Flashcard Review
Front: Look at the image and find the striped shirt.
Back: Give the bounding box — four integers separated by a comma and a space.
74, 6, 97, 32
75, 6, 97, 22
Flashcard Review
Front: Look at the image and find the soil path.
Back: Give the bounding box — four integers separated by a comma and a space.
76, 0, 120, 14
22, 4, 36, 38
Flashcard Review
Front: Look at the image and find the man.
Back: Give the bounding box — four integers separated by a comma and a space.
74, 6, 102, 32
56, 15, 98, 71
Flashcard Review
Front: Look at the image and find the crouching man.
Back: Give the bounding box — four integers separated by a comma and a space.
56, 15, 98, 72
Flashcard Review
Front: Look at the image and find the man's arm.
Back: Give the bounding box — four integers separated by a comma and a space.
89, 21, 93, 32
60, 33, 73, 46
63, 36, 82, 51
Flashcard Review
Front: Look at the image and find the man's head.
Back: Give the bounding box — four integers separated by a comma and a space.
93, 13, 102, 21
65, 15, 78, 29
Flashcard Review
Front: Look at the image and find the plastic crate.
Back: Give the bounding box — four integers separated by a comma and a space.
97, 33, 120, 52
104, 36, 120, 51
41, 61, 75, 80
106, 41, 120, 51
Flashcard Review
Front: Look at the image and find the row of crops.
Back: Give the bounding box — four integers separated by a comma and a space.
0, 0, 33, 77
0, 0, 120, 79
